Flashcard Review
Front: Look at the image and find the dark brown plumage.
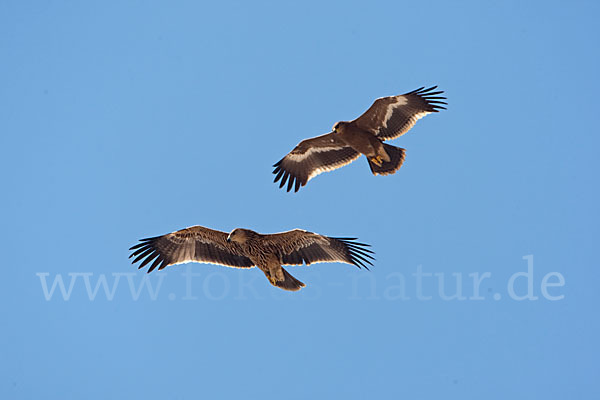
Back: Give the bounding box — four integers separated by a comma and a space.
129, 225, 374, 291
273, 86, 447, 192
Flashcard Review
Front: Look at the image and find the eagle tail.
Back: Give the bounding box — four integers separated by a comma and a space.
273, 268, 306, 291
368, 144, 405, 176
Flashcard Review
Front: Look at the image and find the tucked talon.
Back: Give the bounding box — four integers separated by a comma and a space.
371, 156, 383, 167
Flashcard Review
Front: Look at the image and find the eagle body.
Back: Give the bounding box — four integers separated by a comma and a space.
334, 121, 391, 163
273, 86, 447, 192
129, 226, 374, 291
226, 229, 290, 288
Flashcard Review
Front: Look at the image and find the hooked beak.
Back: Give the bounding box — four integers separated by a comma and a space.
226, 236, 231, 243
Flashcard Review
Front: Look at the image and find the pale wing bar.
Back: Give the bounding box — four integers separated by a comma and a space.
273, 145, 360, 192
129, 234, 254, 273
280, 237, 375, 269
375, 86, 447, 140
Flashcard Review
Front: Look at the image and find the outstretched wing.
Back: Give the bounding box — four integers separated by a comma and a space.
353, 86, 447, 141
273, 132, 360, 192
129, 225, 254, 273
265, 229, 375, 269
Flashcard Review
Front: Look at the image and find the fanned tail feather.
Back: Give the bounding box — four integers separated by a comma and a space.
272, 267, 305, 291
368, 144, 405, 176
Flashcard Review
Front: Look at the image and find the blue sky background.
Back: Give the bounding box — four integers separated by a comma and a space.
1, 0, 598, 398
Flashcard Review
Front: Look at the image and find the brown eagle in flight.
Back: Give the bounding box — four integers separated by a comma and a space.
129, 225, 374, 291
273, 86, 447, 192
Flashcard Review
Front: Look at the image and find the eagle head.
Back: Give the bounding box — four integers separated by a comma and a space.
332, 121, 348, 133
227, 228, 253, 244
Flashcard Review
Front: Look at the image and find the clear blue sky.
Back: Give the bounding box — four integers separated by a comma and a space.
1, 1, 598, 399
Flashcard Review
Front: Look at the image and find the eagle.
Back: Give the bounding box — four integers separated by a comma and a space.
273, 86, 447, 192
129, 225, 374, 291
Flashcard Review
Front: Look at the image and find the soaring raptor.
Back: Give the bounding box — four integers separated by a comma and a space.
129, 225, 374, 291
273, 86, 447, 192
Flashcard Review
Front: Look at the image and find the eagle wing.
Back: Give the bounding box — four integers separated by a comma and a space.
129, 225, 254, 273
353, 86, 447, 141
264, 229, 374, 269
273, 132, 360, 192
